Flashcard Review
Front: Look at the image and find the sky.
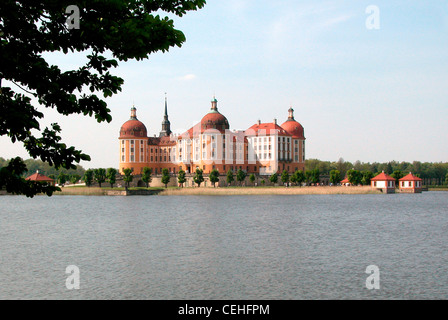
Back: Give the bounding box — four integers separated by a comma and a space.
1, 0, 448, 169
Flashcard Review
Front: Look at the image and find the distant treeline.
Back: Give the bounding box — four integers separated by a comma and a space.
0, 157, 86, 180
306, 158, 448, 185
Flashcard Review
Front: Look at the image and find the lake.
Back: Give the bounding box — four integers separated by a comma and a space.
0, 192, 447, 299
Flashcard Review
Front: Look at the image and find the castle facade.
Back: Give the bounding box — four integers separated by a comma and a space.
119, 97, 306, 176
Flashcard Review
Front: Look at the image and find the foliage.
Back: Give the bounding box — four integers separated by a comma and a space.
94, 168, 106, 187
0, 157, 60, 197
0, 0, 206, 196
177, 169, 186, 187
58, 171, 69, 186
209, 169, 220, 187
361, 171, 374, 186
161, 168, 170, 188
329, 170, 341, 185
193, 168, 204, 187
226, 169, 234, 186
347, 169, 362, 186
249, 173, 256, 185
141, 167, 152, 188
122, 168, 133, 188
269, 173, 278, 184
83, 169, 94, 187
106, 168, 117, 188
293, 170, 305, 186
281, 170, 289, 185
70, 174, 81, 184
390, 170, 404, 188
236, 169, 246, 186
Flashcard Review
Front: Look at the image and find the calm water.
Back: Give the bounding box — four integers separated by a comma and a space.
0, 192, 447, 300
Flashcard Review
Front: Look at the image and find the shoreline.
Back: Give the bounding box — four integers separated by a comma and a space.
54, 186, 384, 196
3, 186, 446, 197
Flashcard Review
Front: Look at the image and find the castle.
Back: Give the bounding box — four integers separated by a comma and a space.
119, 97, 306, 176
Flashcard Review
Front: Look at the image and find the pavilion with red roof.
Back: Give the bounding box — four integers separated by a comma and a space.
26, 171, 55, 186
340, 177, 351, 186
399, 173, 423, 193
371, 171, 396, 193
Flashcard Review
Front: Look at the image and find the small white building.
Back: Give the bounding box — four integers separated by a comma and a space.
371, 171, 396, 193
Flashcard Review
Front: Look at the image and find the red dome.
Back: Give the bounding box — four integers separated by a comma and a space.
201, 111, 230, 132
281, 120, 305, 139
120, 119, 147, 138
199, 98, 230, 133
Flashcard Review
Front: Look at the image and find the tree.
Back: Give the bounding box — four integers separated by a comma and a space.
58, 172, 69, 186
226, 170, 234, 186
295, 170, 305, 187
193, 168, 204, 187
361, 171, 374, 186
269, 173, 278, 185
305, 170, 313, 185
106, 168, 117, 188
249, 174, 256, 186
70, 174, 81, 184
281, 170, 289, 186
141, 167, 152, 188
209, 169, 220, 187
83, 169, 94, 187
446, 173, 448, 185
347, 169, 362, 186
177, 169, 186, 188
94, 168, 106, 187
329, 170, 341, 185
391, 170, 404, 188
0, 157, 59, 197
311, 168, 320, 184
260, 179, 266, 186
123, 168, 133, 188
0, 0, 206, 197
236, 169, 247, 186
161, 168, 170, 188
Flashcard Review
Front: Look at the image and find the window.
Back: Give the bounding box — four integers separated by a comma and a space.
130, 155, 135, 162
121, 155, 125, 162
131, 140, 134, 145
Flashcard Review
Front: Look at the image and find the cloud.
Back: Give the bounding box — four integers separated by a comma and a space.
176, 74, 197, 81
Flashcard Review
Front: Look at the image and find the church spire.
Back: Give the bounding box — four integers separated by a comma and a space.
160, 93, 172, 137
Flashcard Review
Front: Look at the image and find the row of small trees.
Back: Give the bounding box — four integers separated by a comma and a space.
82, 168, 118, 188
120, 167, 321, 189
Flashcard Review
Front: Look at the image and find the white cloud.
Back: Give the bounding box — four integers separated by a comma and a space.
176, 74, 197, 81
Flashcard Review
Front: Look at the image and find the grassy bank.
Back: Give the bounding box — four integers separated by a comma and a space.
54, 187, 164, 196
53, 186, 383, 196
428, 187, 448, 191
159, 186, 382, 196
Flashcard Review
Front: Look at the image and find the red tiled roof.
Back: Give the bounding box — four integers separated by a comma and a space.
341, 178, 350, 183
399, 173, 422, 181
245, 123, 290, 136
371, 172, 396, 181
26, 172, 54, 182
